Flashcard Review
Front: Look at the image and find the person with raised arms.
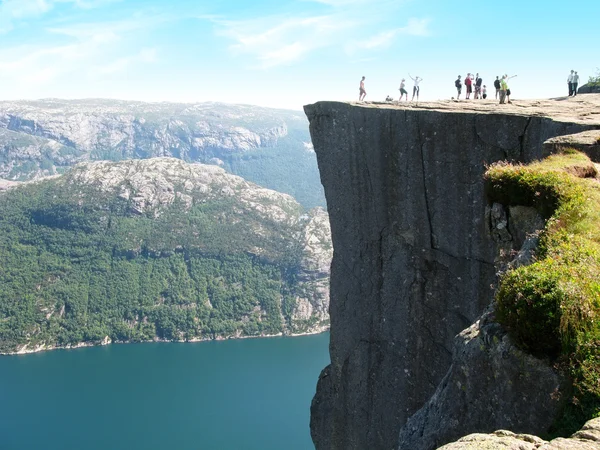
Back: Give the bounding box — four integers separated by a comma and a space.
409, 73, 422, 101
505, 74, 517, 103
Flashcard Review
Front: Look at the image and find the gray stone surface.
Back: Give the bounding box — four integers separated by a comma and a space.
578, 83, 600, 94
305, 96, 600, 450
398, 309, 563, 450
437, 418, 600, 449
543, 130, 600, 162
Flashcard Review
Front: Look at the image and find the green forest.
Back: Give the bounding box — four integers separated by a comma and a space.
0, 174, 327, 353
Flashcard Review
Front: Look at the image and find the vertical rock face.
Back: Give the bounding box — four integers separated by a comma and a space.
305, 98, 600, 450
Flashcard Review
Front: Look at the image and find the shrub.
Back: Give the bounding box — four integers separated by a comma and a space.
486, 150, 600, 435
588, 68, 600, 86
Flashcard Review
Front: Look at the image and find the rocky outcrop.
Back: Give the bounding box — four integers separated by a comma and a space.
543, 130, 600, 162
66, 158, 301, 221
578, 83, 600, 94
0, 128, 82, 179
438, 418, 600, 449
398, 309, 563, 450
305, 96, 600, 450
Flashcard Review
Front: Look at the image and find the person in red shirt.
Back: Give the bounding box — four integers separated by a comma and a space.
465, 73, 474, 99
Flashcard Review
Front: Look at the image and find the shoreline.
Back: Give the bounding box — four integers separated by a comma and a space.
0, 325, 330, 356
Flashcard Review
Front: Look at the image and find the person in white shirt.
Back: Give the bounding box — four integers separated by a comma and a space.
572, 71, 580, 96
567, 70, 574, 96
409, 74, 422, 101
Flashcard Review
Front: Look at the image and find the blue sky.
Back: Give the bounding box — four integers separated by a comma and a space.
0, 0, 598, 110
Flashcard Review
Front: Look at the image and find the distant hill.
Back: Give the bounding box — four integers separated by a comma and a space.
0, 158, 331, 354
0, 99, 325, 209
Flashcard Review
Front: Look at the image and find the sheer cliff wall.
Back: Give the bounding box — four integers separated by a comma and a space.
305, 98, 600, 450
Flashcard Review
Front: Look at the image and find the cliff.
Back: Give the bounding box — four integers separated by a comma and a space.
305, 95, 600, 450
0, 158, 332, 354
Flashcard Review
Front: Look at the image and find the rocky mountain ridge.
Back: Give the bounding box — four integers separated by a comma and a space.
0, 99, 324, 208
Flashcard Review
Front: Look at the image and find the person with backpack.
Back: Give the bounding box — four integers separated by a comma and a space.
465, 73, 473, 99
475, 73, 483, 99
494, 76, 501, 99
455, 75, 462, 99
499, 75, 508, 104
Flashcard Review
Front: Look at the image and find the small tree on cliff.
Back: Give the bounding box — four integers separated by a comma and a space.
588, 68, 600, 86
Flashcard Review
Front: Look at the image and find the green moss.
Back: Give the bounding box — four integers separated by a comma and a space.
485, 150, 600, 436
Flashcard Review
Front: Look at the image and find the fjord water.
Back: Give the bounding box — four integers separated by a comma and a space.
0, 333, 329, 450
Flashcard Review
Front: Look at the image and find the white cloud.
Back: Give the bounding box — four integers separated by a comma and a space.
95, 47, 157, 75
0, 0, 122, 33
350, 18, 431, 52
401, 17, 431, 37
0, 14, 159, 91
214, 14, 356, 68
206, 1, 429, 68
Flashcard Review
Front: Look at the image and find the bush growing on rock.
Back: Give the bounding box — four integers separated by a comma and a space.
485, 150, 600, 436
588, 68, 600, 86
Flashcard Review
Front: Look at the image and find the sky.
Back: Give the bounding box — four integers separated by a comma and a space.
0, 0, 599, 110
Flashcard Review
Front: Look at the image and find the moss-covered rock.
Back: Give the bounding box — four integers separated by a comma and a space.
485, 150, 600, 435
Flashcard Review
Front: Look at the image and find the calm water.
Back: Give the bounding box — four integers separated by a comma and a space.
0, 333, 329, 450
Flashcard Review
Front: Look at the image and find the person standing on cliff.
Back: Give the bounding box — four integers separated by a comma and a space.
359, 76, 367, 101
568, 70, 574, 96
572, 71, 580, 96
494, 76, 501, 99
409, 74, 422, 101
455, 75, 462, 99
505, 74, 517, 103
465, 73, 473, 99
499, 75, 508, 104
475, 73, 483, 99
399, 78, 408, 101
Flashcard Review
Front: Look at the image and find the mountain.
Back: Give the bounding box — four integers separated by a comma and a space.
0, 158, 331, 354
0, 99, 324, 208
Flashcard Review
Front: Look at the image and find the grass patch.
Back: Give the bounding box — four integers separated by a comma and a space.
485, 150, 600, 436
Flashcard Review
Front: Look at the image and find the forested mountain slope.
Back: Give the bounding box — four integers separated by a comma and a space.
0, 158, 331, 354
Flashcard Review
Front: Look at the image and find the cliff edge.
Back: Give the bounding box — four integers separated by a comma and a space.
305, 95, 600, 450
